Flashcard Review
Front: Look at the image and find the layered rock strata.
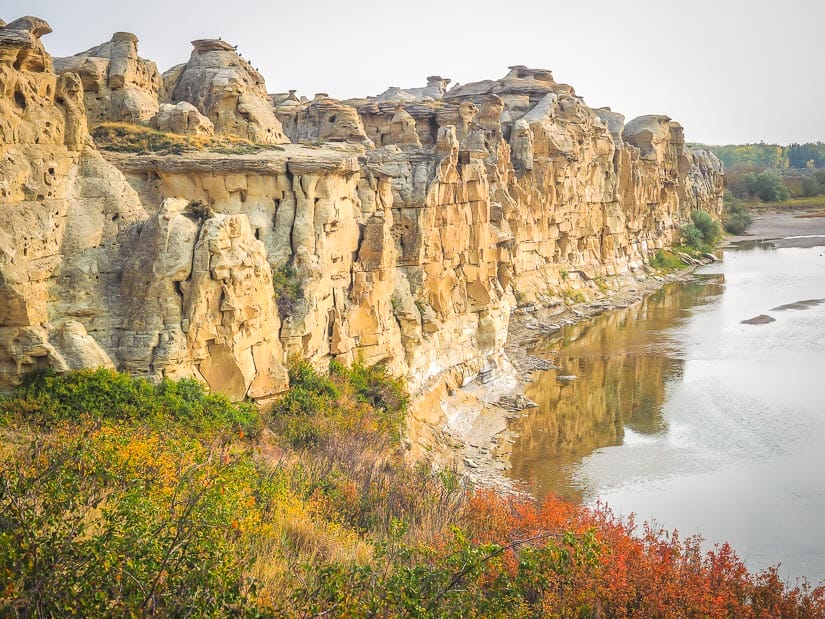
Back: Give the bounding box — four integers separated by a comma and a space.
0, 19, 724, 407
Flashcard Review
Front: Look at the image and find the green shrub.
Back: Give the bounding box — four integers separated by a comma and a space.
0, 369, 260, 436
744, 170, 791, 202
680, 223, 705, 250
272, 264, 302, 320
723, 196, 754, 235
269, 360, 341, 447
270, 359, 409, 448
650, 250, 686, 271
800, 177, 824, 198
690, 209, 722, 246
332, 359, 408, 435
679, 210, 722, 252
0, 426, 263, 617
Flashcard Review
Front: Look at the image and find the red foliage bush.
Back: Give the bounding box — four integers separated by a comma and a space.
463, 491, 825, 618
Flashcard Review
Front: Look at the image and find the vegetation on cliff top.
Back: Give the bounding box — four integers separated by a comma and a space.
2, 368, 823, 617
91, 122, 286, 156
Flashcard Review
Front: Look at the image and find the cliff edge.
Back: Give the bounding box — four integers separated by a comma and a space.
0, 20, 723, 411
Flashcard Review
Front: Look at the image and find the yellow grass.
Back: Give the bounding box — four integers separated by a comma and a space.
91, 122, 285, 155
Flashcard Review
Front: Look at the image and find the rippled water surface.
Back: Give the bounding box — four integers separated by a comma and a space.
508, 239, 825, 582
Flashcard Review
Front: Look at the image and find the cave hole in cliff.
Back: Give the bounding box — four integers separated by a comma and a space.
12, 49, 28, 71
328, 114, 337, 123
13, 89, 26, 111
253, 227, 261, 240
557, 234, 570, 258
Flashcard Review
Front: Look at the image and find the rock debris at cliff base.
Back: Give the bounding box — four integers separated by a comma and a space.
0, 17, 724, 403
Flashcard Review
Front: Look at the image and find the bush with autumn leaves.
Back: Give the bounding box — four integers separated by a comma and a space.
1, 366, 823, 617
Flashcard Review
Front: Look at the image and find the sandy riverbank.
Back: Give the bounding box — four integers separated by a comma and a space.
725, 210, 825, 248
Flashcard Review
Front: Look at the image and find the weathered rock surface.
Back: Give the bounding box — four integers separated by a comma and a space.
374, 76, 452, 102
149, 101, 214, 136
276, 96, 373, 147
53, 32, 161, 126
164, 39, 288, 144
0, 17, 724, 411
0, 18, 146, 387
119, 198, 288, 399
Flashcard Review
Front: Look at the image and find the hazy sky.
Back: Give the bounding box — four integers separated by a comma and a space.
5, 0, 824, 144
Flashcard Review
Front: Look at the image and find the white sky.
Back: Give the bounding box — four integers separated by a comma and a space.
5, 0, 824, 144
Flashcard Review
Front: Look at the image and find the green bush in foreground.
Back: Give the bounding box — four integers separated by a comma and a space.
270, 359, 408, 448
0, 368, 260, 436
0, 429, 260, 617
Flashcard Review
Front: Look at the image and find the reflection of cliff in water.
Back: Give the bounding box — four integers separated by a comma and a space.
508, 276, 724, 500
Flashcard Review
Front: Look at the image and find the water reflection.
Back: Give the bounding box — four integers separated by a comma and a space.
506, 230, 825, 581
508, 277, 725, 500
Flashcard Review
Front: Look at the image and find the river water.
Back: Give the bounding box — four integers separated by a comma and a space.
507, 229, 825, 583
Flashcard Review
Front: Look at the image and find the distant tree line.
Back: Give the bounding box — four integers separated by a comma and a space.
710, 142, 825, 170
704, 142, 825, 202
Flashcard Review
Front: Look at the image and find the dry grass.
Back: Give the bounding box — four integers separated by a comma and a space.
746, 195, 825, 210
91, 122, 285, 155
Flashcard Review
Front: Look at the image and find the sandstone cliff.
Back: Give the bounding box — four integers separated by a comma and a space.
0, 19, 723, 408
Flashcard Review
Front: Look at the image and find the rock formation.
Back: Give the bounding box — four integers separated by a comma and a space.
53, 32, 161, 126
164, 39, 288, 144
0, 17, 145, 388
276, 96, 373, 147
150, 101, 214, 136
0, 17, 724, 407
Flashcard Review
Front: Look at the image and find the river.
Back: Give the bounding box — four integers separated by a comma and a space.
507, 215, 825, 583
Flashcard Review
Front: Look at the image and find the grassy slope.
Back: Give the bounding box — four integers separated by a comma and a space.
2, 367, 823, 617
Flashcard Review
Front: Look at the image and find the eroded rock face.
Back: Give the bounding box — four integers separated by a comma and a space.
113, 147, 406, 379
374, 75, 452, 102
275, 96, 373, 147
53, 32, 161, 126
0, 19, 288, 398
150, 101, 214, 136
119, 198, 287, 400
165, 39, 288, 144
0, 17, 724, 408
0, 18, 147, 388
